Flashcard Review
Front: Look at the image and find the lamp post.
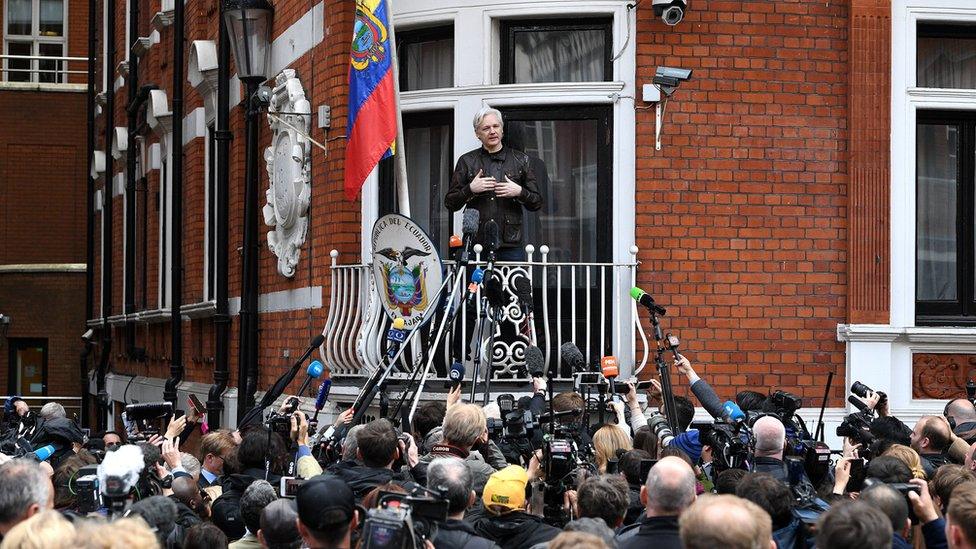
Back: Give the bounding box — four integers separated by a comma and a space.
224, 0, 273, 422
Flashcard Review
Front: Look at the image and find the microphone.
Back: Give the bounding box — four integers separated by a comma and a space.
513, 277, 532, 315
601, 356, 619, 397
484, 272, 506, 308
484, 219, 500, 254
465, 267, 485, 307
295, 360, 325, 398
449, 362, 465, 390
386, 317, 407, 359
560, 342, 586, 374
456, 209, 481, 265
449, 234, 463, 258
29, 444, 57, 461
314, 379, 332, 412
722, 400, 746, 424
526, 346, 545, 378
630, 287, 667, 315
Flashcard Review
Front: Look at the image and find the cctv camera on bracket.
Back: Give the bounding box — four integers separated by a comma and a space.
642, 66, 693, 151
652, 0, 687, 26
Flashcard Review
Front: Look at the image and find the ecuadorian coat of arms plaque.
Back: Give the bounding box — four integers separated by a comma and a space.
370, 214, 444, 329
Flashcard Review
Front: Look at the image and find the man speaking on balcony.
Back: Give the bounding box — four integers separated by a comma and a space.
445, 107, 543, 262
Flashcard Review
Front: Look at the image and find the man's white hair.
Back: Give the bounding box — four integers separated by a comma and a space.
753, 415, 786, 456
473, 107, 503, 131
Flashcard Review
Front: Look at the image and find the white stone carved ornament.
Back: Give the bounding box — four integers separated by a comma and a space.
263, 69, 312, 278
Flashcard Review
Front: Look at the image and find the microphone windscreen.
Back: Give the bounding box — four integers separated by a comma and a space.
315, 379, 331, 410
471, 267, 485, 284
722, 401, 745, 422
525, 346, 545, 377
392, 317, 405, 330
462, 209, 480, 235
449, 235, 463, 248
513, 277, 532, 302
33, 444, 56, 461
601, 356, 619, 378
484, 220, 500, 250
630, 287, 645, 301
484, 273, 505, 307
306, 360, 324, 378
560, 342, 586, 372
310, 334, 326, 348
449, 362, 465, 382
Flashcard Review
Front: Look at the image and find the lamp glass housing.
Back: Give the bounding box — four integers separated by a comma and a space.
223, 1, 273, 82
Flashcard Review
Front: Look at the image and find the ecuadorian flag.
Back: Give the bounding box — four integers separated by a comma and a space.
344, 0, 398, 200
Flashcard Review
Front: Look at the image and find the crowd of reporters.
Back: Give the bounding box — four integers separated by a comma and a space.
2, 353, 976, 549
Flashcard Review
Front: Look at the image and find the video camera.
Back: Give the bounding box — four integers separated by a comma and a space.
122, 402, 173, 442
701, 421, 752, 473
360, 490, 449, 549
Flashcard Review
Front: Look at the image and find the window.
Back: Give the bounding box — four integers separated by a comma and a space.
397, 26, 453, 91
918, 24, 976, 89
500, 18, 612, 84
204, 125, 217, 301
158, 157, 171, 308
378, 110, 454, 255
3, 0, 67, 83
916, 111, 976, 324
7, 339, 47, 396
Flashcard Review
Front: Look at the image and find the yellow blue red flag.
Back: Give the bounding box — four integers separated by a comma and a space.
344, 0, 397, 199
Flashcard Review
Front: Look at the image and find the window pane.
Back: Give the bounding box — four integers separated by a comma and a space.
6, 42, 32, 82
512, 27, 607, 83
918, 36, 976, 89
38, 43, 64, 83
403, 124, 452, 251
39, 0, 64, 36
917, 123, 958, 301
6, 0, 32, 35
401, 37, 453, 91
505, 118, 601, 263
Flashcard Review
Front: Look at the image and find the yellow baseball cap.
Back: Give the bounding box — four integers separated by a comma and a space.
482, 465, 529, 513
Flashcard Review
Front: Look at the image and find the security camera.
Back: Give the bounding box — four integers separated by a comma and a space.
653, 66, 693, 96
252, 85, 273, 108
0, 314, 9, 325
652, 0, 687, 26
82, 329, 95, 343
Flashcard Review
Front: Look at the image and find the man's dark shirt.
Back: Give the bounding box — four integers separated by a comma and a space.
920, 453, 952, 478
753, 456, 790, 484
445, 147, 542, 249
432, 518, 500, 549
616, 515, 681, 549
953, 422, 976, 444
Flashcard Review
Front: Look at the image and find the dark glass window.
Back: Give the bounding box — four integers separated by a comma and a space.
397, 26, 453, 91
378, 110, 454, 256
916, 111, 976, 324
500, 19, 612, 84
918, 24, 976, 89
7, 339, 47, 396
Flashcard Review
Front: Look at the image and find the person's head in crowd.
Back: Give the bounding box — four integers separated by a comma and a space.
632, 425, 658, 456
52, 452, 98, 510
138, 442, 162, 474
660, 445, 693, 467
179, 452, 201, 480
296, 476, 359, 549
0, 460, 54, 536
0, 509, 74, 549
966, 442, 976, 474
946, 398, 976, 428
946, 482, 976, 549
258, 499, 300, 549
172, 476, 211, 520
361, 483, 407, 511
929, 465, 976, 514
679, 494, 775, 549
714, 468, 749, 495
129, 495, 179, 547
199, 430, 236, 477
412, 400, 445, 441
483, 465, 530, 515
871, 416, 913, 451
883, 443, 927, 480
593, 424, 631, 473
38, 402, 66, 421
753, 416, 786, 460
183, 522, 229, 549
356, 419, 399, 469
815, 500, 893, 549
866, 455, 913, 484
674, 396, 695, 431
561, 517, 616, 548
911, 415, 953, 455
239, 429, 289, 475
735, 473, 795, 531
441, 404, 487, 452
577, 474, 629, 528
618, 449, 652, 486
341, 425, 365, 462
641, 456, 697, 518
552, 392, 585, 425
736, 391, 767, 412
548, 531, 609, 549
860, 483, 911, 541
241, 480, 278, 540
102, 430, 125, 450
427, 457, 475, 518
74, 516, 163, 549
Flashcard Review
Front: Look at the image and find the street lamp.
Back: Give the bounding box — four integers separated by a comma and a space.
224, 0, 273, 420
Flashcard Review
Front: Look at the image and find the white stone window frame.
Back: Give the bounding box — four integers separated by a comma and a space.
840, 0, 976, 424
2, 0, 69, 83
189, 40, 219, 303
148, 89, 174, 310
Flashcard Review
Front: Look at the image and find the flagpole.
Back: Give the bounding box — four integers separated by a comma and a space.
385, 0, 411, 217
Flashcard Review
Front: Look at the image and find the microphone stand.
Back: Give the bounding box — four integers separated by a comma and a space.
469, 245, 498, 403
649, 310, 681, 434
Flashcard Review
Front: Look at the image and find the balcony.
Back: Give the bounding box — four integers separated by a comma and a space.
0, 54, 88, 91
321, 244, 651, 394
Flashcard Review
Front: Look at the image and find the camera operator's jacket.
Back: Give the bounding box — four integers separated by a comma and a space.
415, 437, 509, 496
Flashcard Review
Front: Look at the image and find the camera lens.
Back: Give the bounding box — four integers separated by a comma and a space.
662, 6, 683, 25
851, 381, 871, 398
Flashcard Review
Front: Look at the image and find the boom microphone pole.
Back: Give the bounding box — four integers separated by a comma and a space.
631, 287, 681, 434
238, 334, 326, 429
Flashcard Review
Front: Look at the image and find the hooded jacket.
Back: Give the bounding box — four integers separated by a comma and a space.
616, 515, 682, 549
432, 518, 500, 549
327, 460, 417, 500
473, 511, 560, 549
211, 468, 280, 541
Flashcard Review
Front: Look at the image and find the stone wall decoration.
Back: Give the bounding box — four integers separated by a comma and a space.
912, 353, 976, 399
263, 69, 312, 278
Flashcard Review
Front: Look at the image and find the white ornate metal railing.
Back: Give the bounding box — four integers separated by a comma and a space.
320, 245, 649, 382
0, 54, 87, 84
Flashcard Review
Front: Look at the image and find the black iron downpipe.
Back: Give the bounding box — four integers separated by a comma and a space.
96, 0, 117, 432
82, 0, 97, 429
237, 81, 261, 424
164, 0, 185, 406
123, 0, 139, 358
208, 11, 232, 428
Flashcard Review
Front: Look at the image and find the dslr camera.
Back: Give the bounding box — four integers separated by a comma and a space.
360, 491, 449, 549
